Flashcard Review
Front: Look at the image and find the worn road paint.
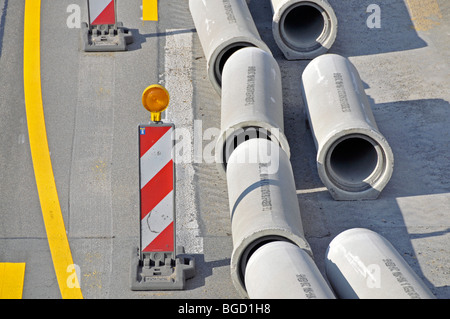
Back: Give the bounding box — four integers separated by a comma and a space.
163, 29, 203, 254
406, 0, 443, 31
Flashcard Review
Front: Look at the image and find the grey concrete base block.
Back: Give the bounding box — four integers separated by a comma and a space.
130, 246, 195, 291
81, 22, 133, 52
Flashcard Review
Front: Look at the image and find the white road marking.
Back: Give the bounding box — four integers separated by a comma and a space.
163, 29, 204, 254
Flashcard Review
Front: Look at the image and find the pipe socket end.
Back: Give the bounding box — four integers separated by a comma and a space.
215, 125, 290, 178
208, 40, 271, 94
272, 0, 338, 60
318, 131, 394, 200
231, 234, 312, 298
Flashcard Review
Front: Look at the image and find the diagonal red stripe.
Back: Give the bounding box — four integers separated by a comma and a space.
140, 160, 173, 220
142, 222, 174, 252
139, 126, 172, 158
92, 1, 116, 25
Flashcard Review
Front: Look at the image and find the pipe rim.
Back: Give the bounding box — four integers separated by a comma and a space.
213, 42, 256, 89
323, 133, 392, 194
230, 230, 312, 297
215, 124, 290, 177
222, 126, 272, 168
238, 236, 291, 292
277, 1, 337, 56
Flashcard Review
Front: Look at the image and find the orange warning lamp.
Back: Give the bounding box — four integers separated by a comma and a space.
142, 84, 170, 122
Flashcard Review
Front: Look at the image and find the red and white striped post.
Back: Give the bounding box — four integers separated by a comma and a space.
138, 124, 175, 258
139, 84, 174, 259
131, 85, 194, 290
88, 0, 117, 26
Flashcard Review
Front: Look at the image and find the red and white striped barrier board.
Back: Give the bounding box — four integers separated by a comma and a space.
139, 124, 175, 254
88, 0, 116, 25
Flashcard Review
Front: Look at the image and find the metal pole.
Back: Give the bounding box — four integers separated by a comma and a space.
87, 0, 92, 26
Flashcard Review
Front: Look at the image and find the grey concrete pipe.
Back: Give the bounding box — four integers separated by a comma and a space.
270, 0, 338, 60
325, 228, 435, 299
226, 138, 312, 298
245, 241, 336, 299
216, 47, 290, 177
301, 54, 394, 200
189, 0, 271, 94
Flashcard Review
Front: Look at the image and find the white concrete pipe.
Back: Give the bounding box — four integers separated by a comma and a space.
301, 54, 394, 200
245, 241, 336, 299
216, 47, 290, 177
226, 138, 312, 298
189, 0, 271, 94
325, 228, 435, 299
270, 0, 338, 60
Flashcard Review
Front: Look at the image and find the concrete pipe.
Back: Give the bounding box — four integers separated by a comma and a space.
226, 138, 312, 298
189, 0, 271, 94
216, 47, 290, 177
245, 241, 335, 299
301, 54, 394, 200
325, 228, 435, 299
270, 0, 338, 60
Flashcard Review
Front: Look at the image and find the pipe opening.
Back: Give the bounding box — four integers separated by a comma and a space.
222, 126, 272, 169
326, 135, 384, 191
280, 3, 326, 50
215, 42, 255, 87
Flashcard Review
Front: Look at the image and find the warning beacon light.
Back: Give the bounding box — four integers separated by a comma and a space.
142, 84, 170, 123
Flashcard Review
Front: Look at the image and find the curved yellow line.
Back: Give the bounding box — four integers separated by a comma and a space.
23, 0, 82, 299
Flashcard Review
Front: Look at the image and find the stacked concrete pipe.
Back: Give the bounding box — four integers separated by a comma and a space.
189, 0, 271, 94
301, 54, 394, 200
270, 0, 338, 59
226, 138, 335, 298
215, 47, 290, 177
326, 228, 435, 299
191, 0, 335, 299
218, 47, 334, 298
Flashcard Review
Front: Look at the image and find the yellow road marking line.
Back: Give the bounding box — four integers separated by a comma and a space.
23, 0, 82, 299
406, 0, 443, 31
143, 0, 158, 21
0, 263, 26, 299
